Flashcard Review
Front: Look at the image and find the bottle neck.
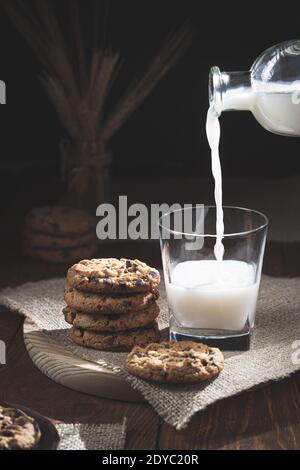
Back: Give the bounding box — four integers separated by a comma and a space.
209, 67, 254, 116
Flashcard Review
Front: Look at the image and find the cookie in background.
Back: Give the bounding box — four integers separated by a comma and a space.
23, 206, 98, 264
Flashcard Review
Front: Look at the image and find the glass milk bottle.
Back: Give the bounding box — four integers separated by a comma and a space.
209, 39, 300, 136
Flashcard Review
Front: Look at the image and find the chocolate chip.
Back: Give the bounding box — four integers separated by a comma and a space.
103, 278, 113, 285
151, 271, 158, 279
89, 276, 98, 284
136, 352, 146, 358
16, 417, 27, 426
0, 430, 14, 437
108, 314, 121, 320
119, 281, 127, 289
126, 260, 132, 268
135, 279, 143, 287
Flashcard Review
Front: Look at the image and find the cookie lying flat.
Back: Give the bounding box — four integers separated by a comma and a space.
124, 341, 224, 384
25, 244, 97, 264
64, 283, 159, 314
24, 228, 95, 249
63, 303, 159, 332
0, 406, 41, 450
25, 206, 95, 236
67, 258, 160, 293
69, 323, 160, 352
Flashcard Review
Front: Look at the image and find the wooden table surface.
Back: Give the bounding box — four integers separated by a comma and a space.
1, 239, 300, 450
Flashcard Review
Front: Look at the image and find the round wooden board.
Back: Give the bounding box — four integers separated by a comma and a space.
24, 330, 145, 403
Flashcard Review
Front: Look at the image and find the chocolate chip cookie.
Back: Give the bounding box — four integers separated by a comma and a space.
64, 283, 159, 314
69, 322, 160, 351
25, 206, 95, 236
124, 341, 224, 383
63, 303, 159, 332
67, 258, 160, 293
0, 406, 41, 450
25, 244, 97, 264
24, 228, 95, 249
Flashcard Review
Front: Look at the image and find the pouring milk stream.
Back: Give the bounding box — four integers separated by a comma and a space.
168, 40, 300, 331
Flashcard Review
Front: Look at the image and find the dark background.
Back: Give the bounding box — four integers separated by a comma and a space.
1, 0, 300, 212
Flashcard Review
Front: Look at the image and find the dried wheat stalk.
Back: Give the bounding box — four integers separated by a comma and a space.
1, 0, 196, 147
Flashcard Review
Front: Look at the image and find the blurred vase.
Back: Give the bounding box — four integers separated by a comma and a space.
60, 140, 112, 213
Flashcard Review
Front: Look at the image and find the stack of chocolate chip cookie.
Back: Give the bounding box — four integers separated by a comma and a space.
64, 258, 161, 351
23, 206, 97, 264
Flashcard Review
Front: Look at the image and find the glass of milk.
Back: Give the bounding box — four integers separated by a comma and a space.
159, 206, 268, 350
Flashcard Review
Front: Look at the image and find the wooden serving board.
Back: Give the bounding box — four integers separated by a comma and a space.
24, 329, 144, 403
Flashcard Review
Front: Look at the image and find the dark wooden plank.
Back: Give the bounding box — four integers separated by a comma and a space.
0, 311, 23, 353
0, 252, 67, 289
0, 325, 160, 450
263, 241, 285, 277
282, 243, 300, 278
158, 374, 300, 449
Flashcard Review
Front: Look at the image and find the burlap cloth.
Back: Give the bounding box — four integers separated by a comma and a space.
56, 421, 126, 450
1, 276, 300, 430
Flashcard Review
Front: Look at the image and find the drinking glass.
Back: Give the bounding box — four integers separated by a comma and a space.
159, 206, 268, 350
